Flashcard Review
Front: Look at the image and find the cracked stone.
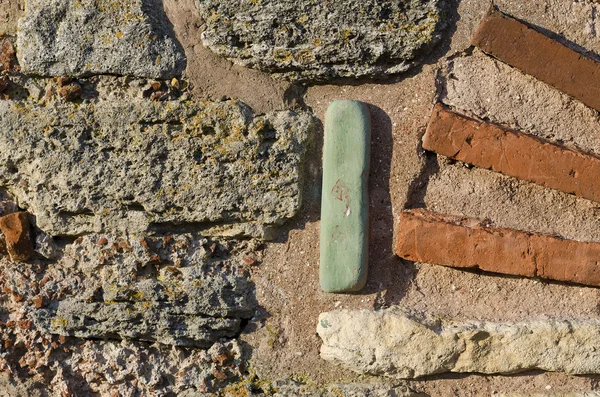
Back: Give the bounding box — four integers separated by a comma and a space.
28, 233, 258, 347
0, 98, 315, 238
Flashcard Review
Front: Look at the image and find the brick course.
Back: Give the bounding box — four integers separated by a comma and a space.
396, 209, 600, 287
473, 9, 600, 112
423, 104, 600, 203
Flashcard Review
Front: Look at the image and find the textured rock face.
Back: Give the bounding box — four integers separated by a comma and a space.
0, 229, 261, 393
0, 98, 314, 238
196, 0, 446, 82
318, 309, 600, 378
29, 233, 257, 347
17, 0, 186, 78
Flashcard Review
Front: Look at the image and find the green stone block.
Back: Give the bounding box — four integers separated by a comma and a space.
320, 100, 371, 293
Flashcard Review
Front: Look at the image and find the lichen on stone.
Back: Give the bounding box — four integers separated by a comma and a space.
196, 0, 448, 82
17, 0, 186, 78
0, 97, 316, 239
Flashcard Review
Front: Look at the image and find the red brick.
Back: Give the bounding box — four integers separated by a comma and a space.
396, 209, 600, 287
0, 212, 33, 262
423, 104, 600, 203
472, 9, 600, 112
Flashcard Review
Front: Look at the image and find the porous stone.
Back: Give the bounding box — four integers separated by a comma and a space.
196, 0, 447, 82
69, 339, 247, 394
318, 309, 600, 378
0, 98, 315, 238
30, 233, 257, 347
17, 0, 186, 78
34, 300, 243, 347
320, 101, 370, 293
0, 212, 33, 262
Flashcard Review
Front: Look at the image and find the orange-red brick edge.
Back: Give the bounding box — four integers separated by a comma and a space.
423, 104, 600, 203
396, 209, 600, 287
0, 212, 33, 262
473, 9, 600, 112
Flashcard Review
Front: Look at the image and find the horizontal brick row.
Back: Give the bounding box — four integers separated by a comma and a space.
396, 209, 600, 287
423, 104, 600, 203
473, 9, 600, 112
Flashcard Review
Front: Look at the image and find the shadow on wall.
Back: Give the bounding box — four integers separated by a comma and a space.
357, 104, 418, 306
141, 0, 187, 74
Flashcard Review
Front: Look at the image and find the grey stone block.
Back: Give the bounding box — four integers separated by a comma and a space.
17, 0, 186, 78
0, 99, 315, 238
196, 0, 447, 82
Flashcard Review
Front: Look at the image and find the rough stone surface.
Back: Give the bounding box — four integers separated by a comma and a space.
0, 212, 33, 262
17, 0, 186, 78
196, 0, 447, 82
318, 308, 600, 378
320, 101, 370, 293
0, 98, 315, 239
4, 0, 600, 395
29, 233, 257, 347
0, 231, 262, 395
423, 104, 600, 203
473, 9, 600, 112
396, 209, 600, 287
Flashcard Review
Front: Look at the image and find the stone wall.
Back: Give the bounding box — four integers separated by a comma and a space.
2, 0, 600, 396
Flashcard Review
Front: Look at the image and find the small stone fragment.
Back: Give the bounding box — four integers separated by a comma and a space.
423, 104, 600, 204
318, 308, 600, 378
149, 81, 162, 91
32, 295, 44, 309
196, 0, 447, 82
472, 9, 600, 112
396, 208, 600, 287
320, 101, 370, 293
58, 82, 82, 101
56, 76, 72, 87
0, 212, 33, 262
0, 37, 15, 73
17, 0, 186, 78
34, 231, 59, 260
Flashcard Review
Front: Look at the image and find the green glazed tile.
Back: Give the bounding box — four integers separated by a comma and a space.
320, 100, 370, 293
